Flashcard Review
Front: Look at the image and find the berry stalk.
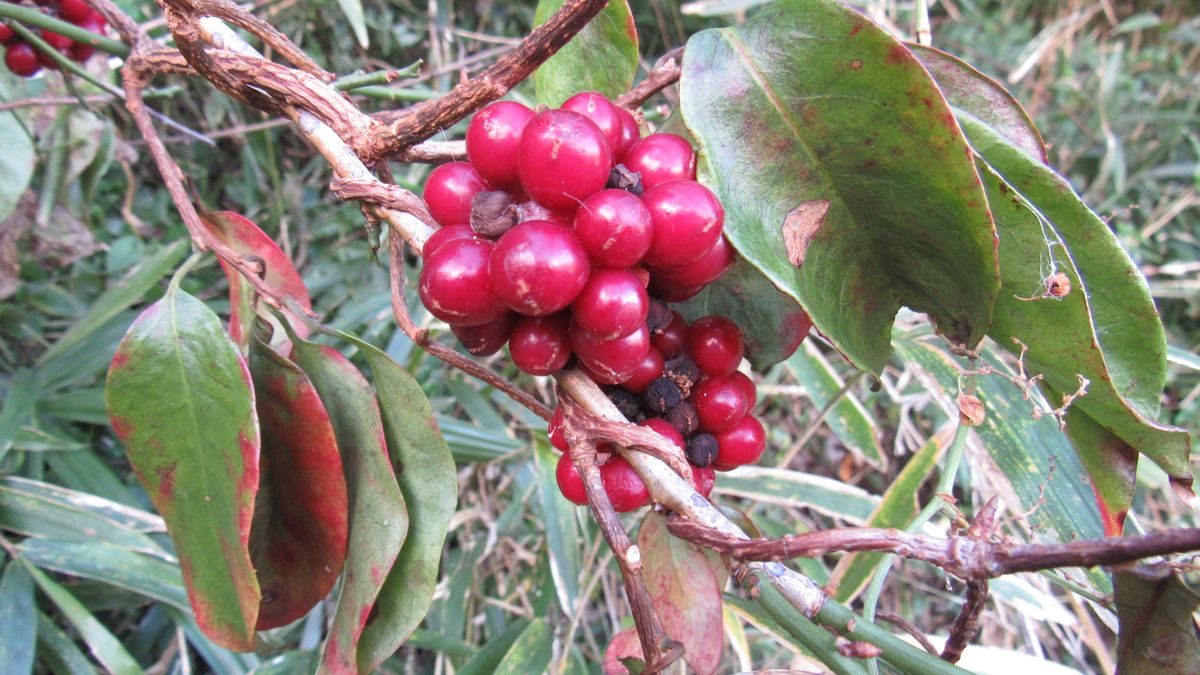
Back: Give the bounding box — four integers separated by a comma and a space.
0, 1, 126, 57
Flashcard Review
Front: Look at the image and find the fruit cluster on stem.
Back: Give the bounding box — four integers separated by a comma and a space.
2, 0, 107, 77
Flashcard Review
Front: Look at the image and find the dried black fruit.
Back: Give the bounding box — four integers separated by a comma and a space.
686, 433, 719, 467
666, 401, 699, 436
606, 387, 643, 421
664, 356, 701, 398
646, 299, 673, 333
470, 190, 518, 237
643, 376, 682, 414
607, 164, 643, 195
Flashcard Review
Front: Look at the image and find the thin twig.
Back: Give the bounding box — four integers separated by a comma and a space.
940, 581, 988, 663
615, 46, 684, 109
875, 612, 939, 656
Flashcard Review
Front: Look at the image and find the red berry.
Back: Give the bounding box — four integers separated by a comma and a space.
418, 237, 506, 326
600, 455, 649, 512
59, 0, 92, 22
692, 465, 716, 498
731, 371, 756, 409
651, 235, 734, 288
423, 162, 488, 227
556, 452, 588, 505
513, 198, 572, 227
650, 311, 688, 359
623, 133, 696, 189
68, 13, 106, 62
560, 92, 623, 154
573, 189, 653, 268
641, 180, 724, 268
687, 316, 745, 376
489, 220, 590, 316
422, 224, 476, 257
0, 23, 15, 46
714, 414, 766, 470
691, 375, 750, 434
571, 268, 649, 340
648, 276, 704, 303
451, 312, 514, 356
508, 313, 572, 375
570, 322, 650, 385
549, 406, 568, 452
518, 109, 612, 210
40, 29, 73, 51
613, 107, 639, 162
4, 43, 40, 77
621, 347, 664, 394
640, 418, 685, 452
467, 101, 534, 188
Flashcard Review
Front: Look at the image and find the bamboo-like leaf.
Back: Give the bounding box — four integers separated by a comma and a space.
18, 539, 188, 610
533, 437, 581, 615
0, 560, 37, 674
0, 480, 166, 556
0, 106, 34, 223
715, 466, 879, 523
784, 341, 884, 468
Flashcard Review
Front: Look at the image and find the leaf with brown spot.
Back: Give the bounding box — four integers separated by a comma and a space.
781, 199, 829, 268
247, 336, 348, 630
105, 285, 261, 650
638, 511, 727, 675
1115, 565, 1200, 674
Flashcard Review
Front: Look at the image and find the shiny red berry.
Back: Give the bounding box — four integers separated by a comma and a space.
641, 180, 724, 267
621, 347, 664, 394
573, 189, 653, 268
570, 321, 650, 385
560, 92, 623, 154
600, 456, 649, 512
508, 313, 572, 375
731, 371, 756, 409
687, 316, 745, 376
0, 23, 15, 46
651, 235, 734, 288
623, 133, 696, 189
692, 465, 716, 498
467, 100, 534, 188
489, 220, 590, 316
648, 276, 704, 303
640, 418, 685, 453
422, 224, 476, 257
613, 107, 639, 162
418, 238, 506, 326
60, 0, 92, 22
549, 406, 568, 452
691, 375, 750, 434
571, 268, 649, 340
423, 162, 488, 227
518, 109, 611, 210
4, 43, 40, 77
650, 311, 688, 359
451, 312, 514, 356
556, 452, 588, 505
714, 414, 766, 470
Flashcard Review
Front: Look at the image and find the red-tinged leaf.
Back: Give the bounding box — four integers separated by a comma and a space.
198, 211, 312, 349
680, 0, 1000, 374
345, 336, 457, 672
288, 339, 408, 675
1115, 565, 1200, 674
638, 511, 727, 675
247, 337, 349, 629
602, 627, 646, 675
105, 285, 260, 650
1058, 404, 1137, 536
908, 43, 1047, 162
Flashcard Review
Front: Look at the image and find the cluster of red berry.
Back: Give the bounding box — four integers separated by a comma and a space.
1, 0, 106, 77
416, 91, 759, 510
550, 311, 766, 511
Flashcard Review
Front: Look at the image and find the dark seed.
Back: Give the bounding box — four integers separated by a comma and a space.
470, 190, 518, 237
664, 356, 701, 398
643, 376, 682, 414
606, 387, 644, 420
666, 401, 699, 435
686, 433, 719, 467
607, 164, 643, 195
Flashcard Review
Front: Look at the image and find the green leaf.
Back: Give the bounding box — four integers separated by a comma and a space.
715, 466, 879, 523
679, 0, 999, 373
247, 337, 348, 630
783, 342, 884, 468
0, 107, 34, 223
457, 620, 529, 675
0, 560, 36, 674
37, 240, 188, 369
1115, 566, 1200, 674
22, 559, 145, 674
532, 0, 638, 106
908, 43, 1046, 162
828, 433, 942, 601
36, 611, 95, 675
678, 258, 813, 370
288, 339, 407, 674
333, 0, 368, 48
533, 437, 581, 616
639, 511, 728, 675
0, 369, 38, 463
348, 336, 456, 672
105, 286, 261, 650
0, 479, 166, 555
965, 126, 1192, 500
493, 618, 553, 675
17, 539, 189, 610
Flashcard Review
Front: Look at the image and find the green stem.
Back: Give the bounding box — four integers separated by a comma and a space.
753, 578, 870, 675
817, 600, 969, 675
332, 60, 423, 91
7, 19, 119, 95
0, 1, 129, 57
168, 251, 205, 291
